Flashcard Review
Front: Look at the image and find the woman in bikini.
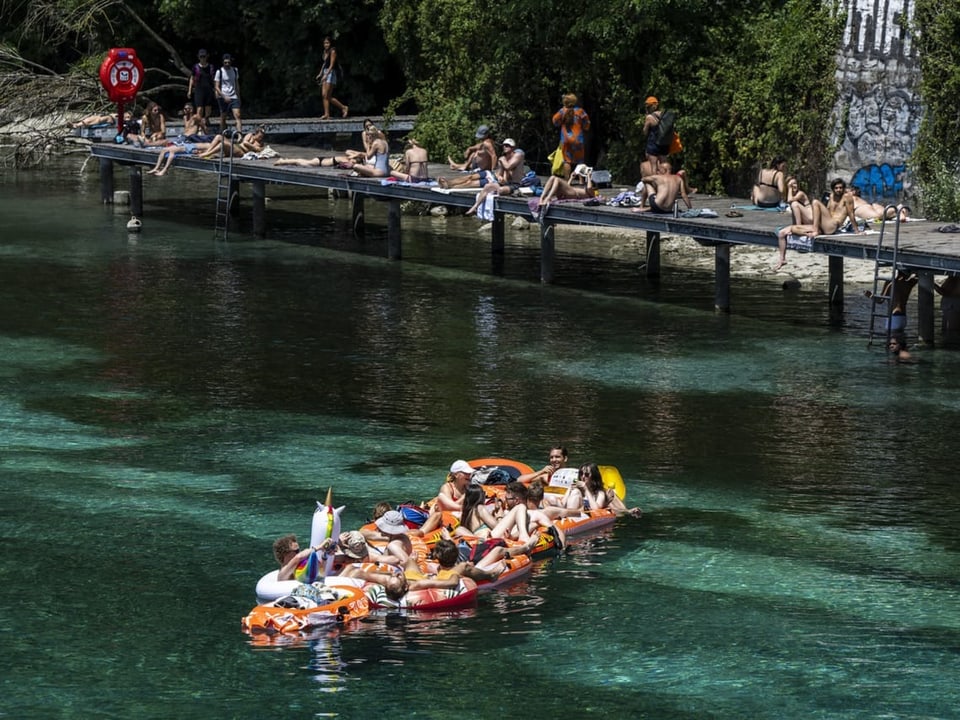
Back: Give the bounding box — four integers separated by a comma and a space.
751, 156, 786, 208
454, 485, 498, 539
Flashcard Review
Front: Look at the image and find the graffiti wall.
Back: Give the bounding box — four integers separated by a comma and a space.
831, 0, 922, 200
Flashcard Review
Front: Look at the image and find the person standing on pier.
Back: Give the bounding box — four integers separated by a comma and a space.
552, 93, 590, 181
215, 53, 242, 135
316, 36, 349, 119
187, 49, 216, 132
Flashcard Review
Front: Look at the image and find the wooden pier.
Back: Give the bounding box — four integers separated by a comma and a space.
75, 115, 417, 142
88, 140, 960, 346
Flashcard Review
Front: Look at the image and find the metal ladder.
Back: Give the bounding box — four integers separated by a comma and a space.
866, 205, 904, 346
213, 130, 242, 240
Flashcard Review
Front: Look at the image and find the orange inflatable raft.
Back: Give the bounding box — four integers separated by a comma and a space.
242, 583, 370, 636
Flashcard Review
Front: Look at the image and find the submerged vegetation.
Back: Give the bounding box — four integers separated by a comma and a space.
0, 0, 955, 214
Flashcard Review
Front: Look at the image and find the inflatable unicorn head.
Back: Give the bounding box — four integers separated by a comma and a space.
309, 487, 346, 577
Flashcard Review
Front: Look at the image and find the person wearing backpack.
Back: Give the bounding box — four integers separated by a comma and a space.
215, 53, 241, 135
186, 49, 215, 132
640, 95, 673, 175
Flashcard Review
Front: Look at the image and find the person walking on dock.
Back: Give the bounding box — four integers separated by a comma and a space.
215, 53, 242, 135
316, 36, 348, 119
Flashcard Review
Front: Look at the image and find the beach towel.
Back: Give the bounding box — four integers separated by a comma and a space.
476, 193, 495, 222
730, 204, 783, 212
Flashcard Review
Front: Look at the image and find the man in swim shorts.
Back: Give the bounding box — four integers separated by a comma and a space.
634, 169, 691, 214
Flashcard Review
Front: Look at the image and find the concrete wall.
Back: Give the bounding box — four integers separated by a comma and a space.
830, 0, 921, 201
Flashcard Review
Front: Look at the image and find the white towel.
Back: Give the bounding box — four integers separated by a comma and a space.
477, 193, 495, 221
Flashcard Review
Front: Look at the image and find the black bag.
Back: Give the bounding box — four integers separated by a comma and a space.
654, 109, 677, 154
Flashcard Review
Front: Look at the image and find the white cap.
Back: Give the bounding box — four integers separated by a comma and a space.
502, 138, 516, 147
450, 460, 473, 475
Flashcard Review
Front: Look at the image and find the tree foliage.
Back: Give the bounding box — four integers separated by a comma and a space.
912, 0, 960, 219
378, 0, 844, 194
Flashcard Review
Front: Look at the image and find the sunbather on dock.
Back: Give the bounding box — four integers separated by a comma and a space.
773, 178, 862, 270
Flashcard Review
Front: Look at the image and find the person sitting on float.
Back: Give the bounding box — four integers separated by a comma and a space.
454, 484, 499, 538
359, 508, 413, 562
330, 530, 405, 567
343, 538, 501, 600
504, 481, 567, 548
436, 459, 473, 511
517, 445, 568, 484
272, 534, 323, 581
574, 463, 642, 517
525, 480, 578, 531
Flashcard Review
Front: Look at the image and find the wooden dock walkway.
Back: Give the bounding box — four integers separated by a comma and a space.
75, 115, 417, 142
88, 140, 960, 346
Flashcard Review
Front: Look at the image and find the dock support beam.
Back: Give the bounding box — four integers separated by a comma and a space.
918, 270, 935, 346
491, 212, 505, 255
352, 193, 364, 236
540, 222, 555, 284
252, 180, 266, 237
645, 231, 661, 278
128, 166, 143, 218
715, 243, 731, 312
387, 199, 401, 259
828, 256, 844, 307
100, 158, 114, 204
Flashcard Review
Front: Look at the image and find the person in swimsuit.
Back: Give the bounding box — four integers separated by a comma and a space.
865, 269, 918, 345
448, 124, 498, 172
146, 139, 214, 176
633, 169, 691, 214
197, 126, 265, 159
850, 186, 910, 222
390, 136, 430, 182
454, 485, 498, 538
535, 170, 596, 217
751, 156, 786, 208
785, 176, 813, 222
435, 459, 473, 511
774, 178, 862, 270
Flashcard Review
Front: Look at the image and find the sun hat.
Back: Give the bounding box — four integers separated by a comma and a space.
502, 138, 516, 148
338, 531, 367, 560
375, 510, 407, 535
475, 124, 490, 139
450, 460, 474, 475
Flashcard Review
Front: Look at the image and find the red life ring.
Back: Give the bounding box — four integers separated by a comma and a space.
98, 48, 144, 104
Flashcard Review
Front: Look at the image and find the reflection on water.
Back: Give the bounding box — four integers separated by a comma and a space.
2, 161, 960, 718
